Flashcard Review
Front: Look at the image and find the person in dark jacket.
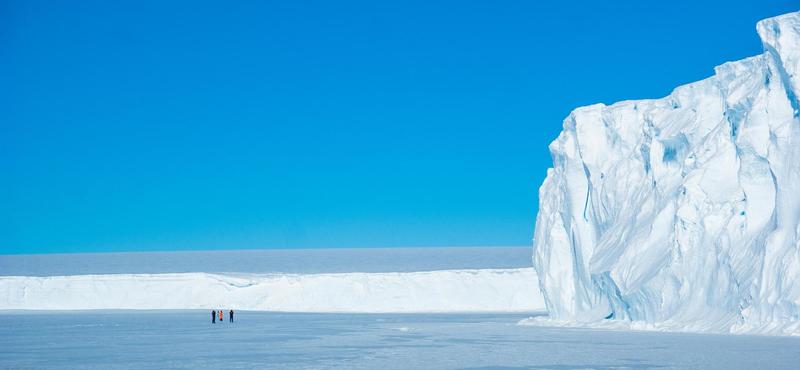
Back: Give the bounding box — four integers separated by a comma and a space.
212, 310, 216, 324
229, 309, 234, 322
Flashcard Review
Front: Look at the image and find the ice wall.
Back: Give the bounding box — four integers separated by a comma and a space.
532, 11, 800, 335
0, 268, 544, 313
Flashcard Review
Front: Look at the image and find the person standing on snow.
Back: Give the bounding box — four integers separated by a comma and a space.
219, 310, 224, 322
212, 310, 216, 324
229, 309, 234, 323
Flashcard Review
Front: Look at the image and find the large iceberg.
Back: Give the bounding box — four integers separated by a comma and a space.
532, 11, 800, 335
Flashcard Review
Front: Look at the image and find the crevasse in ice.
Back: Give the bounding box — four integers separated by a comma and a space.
532, 11, 800, 334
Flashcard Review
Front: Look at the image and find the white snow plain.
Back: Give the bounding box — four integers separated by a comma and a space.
0, 268, 544, 313
532, 11, 800, 335
0, 247, 533, 276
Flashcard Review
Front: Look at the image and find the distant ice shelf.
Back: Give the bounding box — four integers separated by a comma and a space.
0, 268, 544, 313
532, 11, 800, 335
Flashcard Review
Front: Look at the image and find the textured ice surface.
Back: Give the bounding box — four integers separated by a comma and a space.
3, 311, 800, 370
0, 268, 544, 313
533, 11, 800, 335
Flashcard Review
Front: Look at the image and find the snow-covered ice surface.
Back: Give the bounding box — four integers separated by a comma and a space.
533, 11, 800, 335
0, 247, 545, 312
2, 311, 800, 370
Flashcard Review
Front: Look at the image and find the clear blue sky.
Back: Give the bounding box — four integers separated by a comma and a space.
1, 0, 796, 254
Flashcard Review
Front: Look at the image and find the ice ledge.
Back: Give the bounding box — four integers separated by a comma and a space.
517, 316, 800, 337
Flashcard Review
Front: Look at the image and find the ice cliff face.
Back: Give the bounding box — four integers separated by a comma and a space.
532, 11, 800, 334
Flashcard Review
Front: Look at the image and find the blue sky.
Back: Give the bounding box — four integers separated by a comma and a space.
1, 0, 796, 254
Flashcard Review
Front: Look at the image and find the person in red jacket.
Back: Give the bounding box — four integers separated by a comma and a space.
218, 310, 224, 322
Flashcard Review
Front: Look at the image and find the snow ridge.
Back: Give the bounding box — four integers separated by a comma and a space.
532, 11, 800, 335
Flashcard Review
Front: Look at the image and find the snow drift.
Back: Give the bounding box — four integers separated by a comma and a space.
0, 268, 544, 313
532, 11, 800, 335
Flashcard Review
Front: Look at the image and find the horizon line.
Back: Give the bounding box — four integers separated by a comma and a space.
0, 244, 533, 256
